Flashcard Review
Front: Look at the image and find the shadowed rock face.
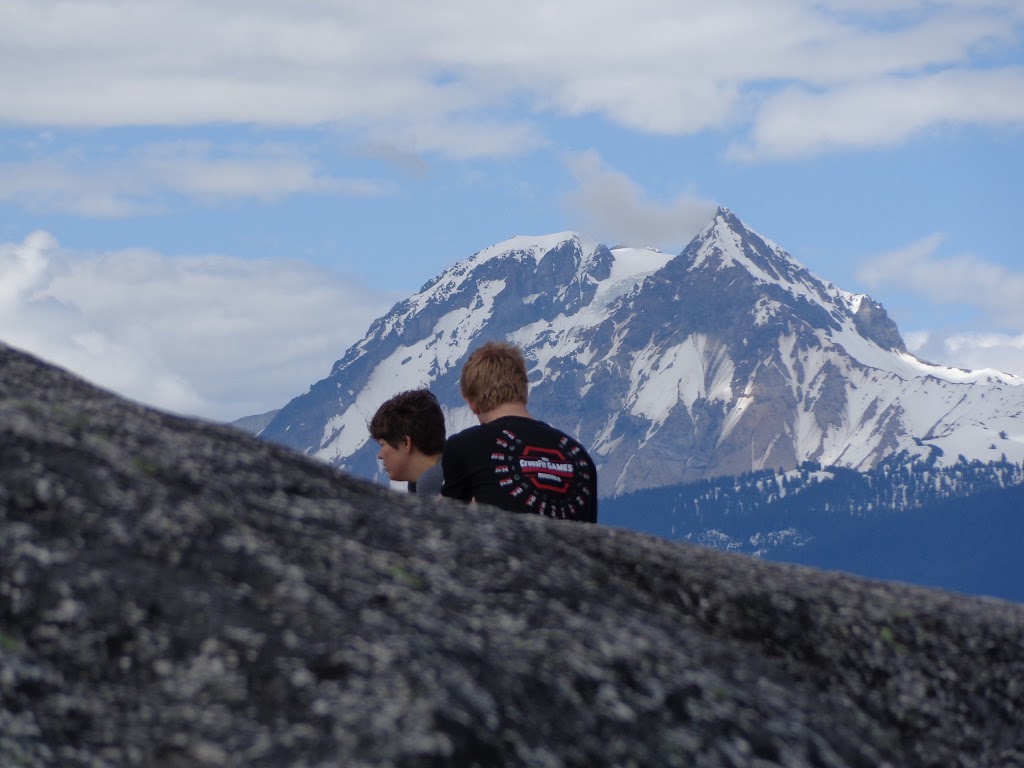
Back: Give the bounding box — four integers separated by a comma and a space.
2, 343, 1023, 768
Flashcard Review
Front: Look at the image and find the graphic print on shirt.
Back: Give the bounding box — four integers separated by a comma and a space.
489, 427, 594, 520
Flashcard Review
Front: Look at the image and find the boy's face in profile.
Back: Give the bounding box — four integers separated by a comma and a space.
376, 437, 413, 482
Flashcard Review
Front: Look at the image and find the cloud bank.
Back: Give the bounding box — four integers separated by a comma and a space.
0, 233, 399, 421
858, 235, 1024, 378
0, 142, 395, 217
2, 0, 1021, 162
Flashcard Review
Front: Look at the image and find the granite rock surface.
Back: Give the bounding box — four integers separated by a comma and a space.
2, 343, 1023, 767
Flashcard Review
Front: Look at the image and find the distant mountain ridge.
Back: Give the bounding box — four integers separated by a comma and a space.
260, 207, 1024, 496
229, 408, 280, 436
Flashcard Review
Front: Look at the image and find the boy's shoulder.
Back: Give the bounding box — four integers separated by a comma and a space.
446, 422, 488, 443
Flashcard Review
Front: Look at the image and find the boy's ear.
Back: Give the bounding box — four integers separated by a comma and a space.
466, 400, 480, 416
400, 435, 414, 452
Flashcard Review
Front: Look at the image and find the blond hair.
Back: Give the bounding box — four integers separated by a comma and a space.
460, 341, 529, 413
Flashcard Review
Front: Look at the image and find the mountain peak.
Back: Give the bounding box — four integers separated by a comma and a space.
471, 231, 584, 263
687, 207, 802, 278
261, 208, 1024, 495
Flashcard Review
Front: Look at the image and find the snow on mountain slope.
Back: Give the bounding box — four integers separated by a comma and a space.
260, 207, 1024, 496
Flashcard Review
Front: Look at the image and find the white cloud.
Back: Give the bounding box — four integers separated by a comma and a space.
0, 232, 400, 421
906, 330, 1024, 379
943, 332, 1024, 378
734, 68, 1024, 160
0, 143, 395, 217
0, 0, 1020, 160
859, 235, 1024, 378
857, 234, 1024, 328
564, 151, 718, 250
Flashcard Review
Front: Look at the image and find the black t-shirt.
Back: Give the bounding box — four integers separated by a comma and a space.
441, 416, 598, 523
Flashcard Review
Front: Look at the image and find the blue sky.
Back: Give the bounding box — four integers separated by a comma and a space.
1, 0, 1023, 421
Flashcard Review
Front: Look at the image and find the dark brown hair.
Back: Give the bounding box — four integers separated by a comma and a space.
369, 389, 446, 455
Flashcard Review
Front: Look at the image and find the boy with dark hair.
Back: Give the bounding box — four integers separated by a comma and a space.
441, 341, 598, 522
369, 389, 446, 495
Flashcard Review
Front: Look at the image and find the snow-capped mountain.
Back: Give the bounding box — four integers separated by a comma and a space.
260, 207, 1024, 496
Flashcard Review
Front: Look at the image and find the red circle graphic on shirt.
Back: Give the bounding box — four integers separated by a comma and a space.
488, 427, 594, 520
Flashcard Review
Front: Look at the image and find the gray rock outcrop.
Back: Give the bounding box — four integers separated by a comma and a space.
2, 342, 1023, 767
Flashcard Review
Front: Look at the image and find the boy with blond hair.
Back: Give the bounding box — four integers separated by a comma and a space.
441, 341, 597, 522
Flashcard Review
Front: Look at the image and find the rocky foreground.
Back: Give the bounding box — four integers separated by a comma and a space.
2, 342, 1023, 768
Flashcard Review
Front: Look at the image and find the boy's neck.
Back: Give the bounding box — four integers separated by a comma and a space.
409, 451, 441, 481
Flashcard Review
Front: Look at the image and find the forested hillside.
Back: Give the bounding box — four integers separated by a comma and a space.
602, 453, 1024, 601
